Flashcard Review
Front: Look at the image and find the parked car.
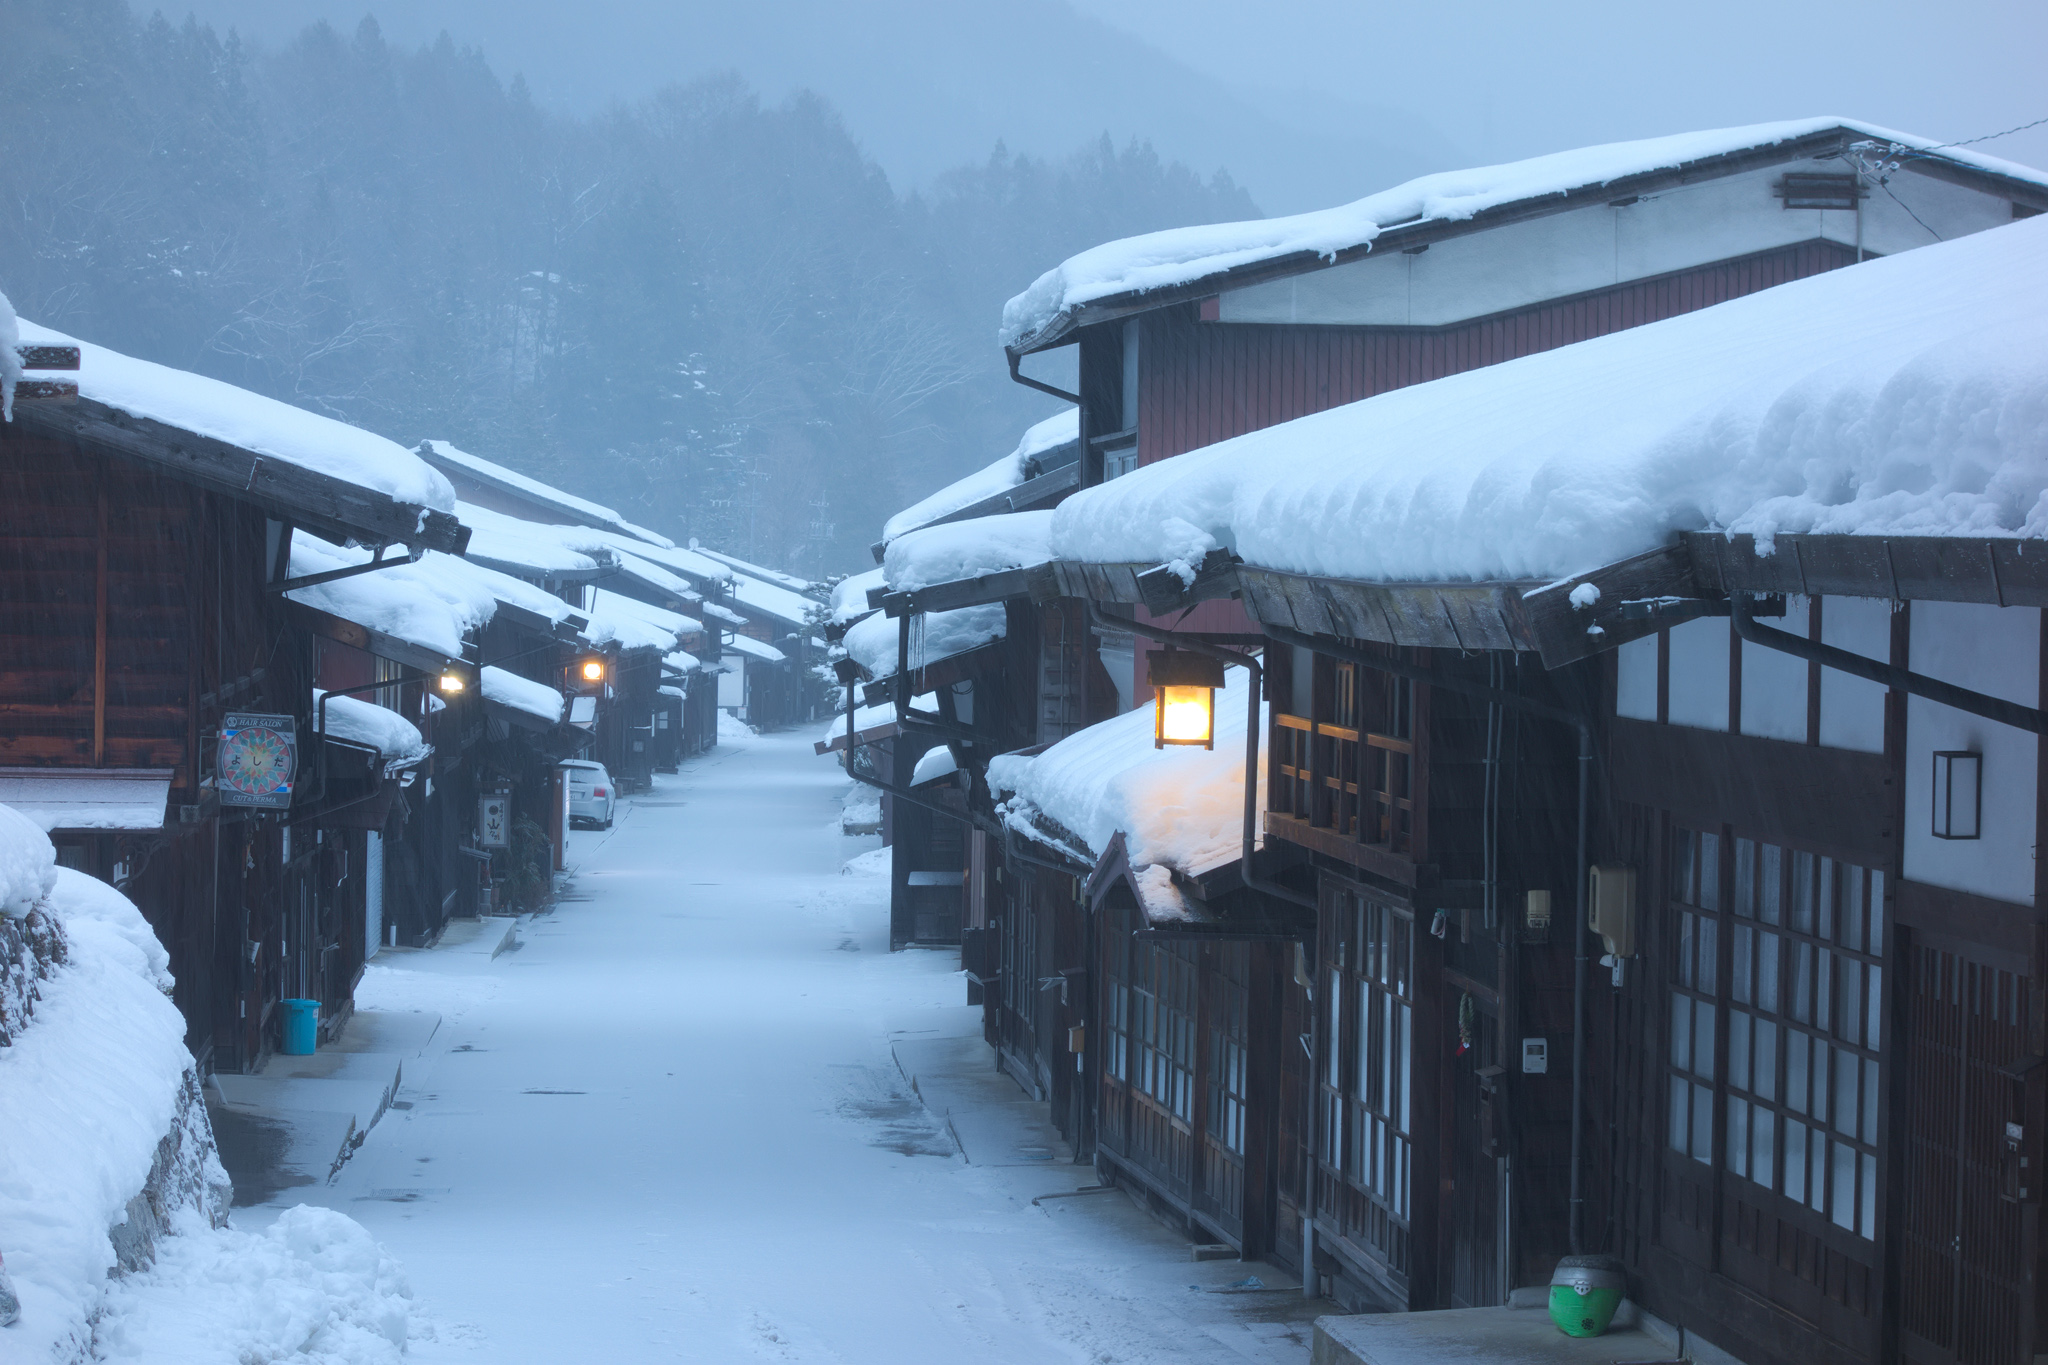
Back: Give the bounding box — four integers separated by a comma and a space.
561, 760, 616, 830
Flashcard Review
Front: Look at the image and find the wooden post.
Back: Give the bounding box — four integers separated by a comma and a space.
94, 474, 108, 766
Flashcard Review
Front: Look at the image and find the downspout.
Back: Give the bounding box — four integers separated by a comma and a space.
1006, 347, 1082, 406
1731, 594, 2046, 733
1259, 622, 1600, 1254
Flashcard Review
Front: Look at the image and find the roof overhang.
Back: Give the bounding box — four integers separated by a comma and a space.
868, 457, 1082, 564
876, 561, 1060, 617
1006, 126, 2048, 356
286, 600, 466, 673
0, 767, 175, 833
14, 397, 469, 554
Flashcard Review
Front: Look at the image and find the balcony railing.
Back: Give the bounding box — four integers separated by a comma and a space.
1272, 711, 1413, 855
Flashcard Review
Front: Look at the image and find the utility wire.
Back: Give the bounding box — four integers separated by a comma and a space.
1919, 113, 2048, 152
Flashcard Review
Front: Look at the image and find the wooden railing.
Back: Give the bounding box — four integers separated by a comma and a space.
1271, 711, 1413, 854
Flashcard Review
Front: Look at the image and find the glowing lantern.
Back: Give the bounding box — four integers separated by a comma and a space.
436, 670, 467, 695
579, 658, 606, 684
1148, 649, 1224, 749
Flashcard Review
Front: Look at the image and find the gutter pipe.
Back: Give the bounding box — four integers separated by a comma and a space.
1259, 621, 1598, 1256
1006, 349, 1082, 406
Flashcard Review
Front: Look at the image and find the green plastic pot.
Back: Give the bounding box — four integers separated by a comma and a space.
1548, 1255, 1625, 1338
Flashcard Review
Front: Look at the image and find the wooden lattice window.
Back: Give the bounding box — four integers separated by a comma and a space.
1207, 948, 1249, 1155
1134, 942, 1196, 1125
1319, 884, 1415, 1269
1274, 651, 1414, 853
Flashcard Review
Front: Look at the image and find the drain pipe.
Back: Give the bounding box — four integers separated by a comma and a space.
1085, 605, 1314, 911
1260, 623, 1599, 1253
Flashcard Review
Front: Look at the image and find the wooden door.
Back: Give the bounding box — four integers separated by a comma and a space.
1448, 999, 1504, 1307
1899, 942, 2040, 1365
1195, 943, 1251, 1244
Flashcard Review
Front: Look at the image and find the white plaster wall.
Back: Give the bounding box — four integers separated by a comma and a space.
1217, 159, 2018, 329
1903, 602, 2039, 906
1616, 633, 1658, 721
1667, 618, 1730, 731
1741, 596, 1810, 742
1819, 596, 1890, 754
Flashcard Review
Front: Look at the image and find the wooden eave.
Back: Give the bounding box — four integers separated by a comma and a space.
868, 456, 1082, 564
878, 561, 1061, 617
13, 395, 469, 554
1006, 127, 2048, 356
855, 638, 1009, 707
488, 597, 586, 643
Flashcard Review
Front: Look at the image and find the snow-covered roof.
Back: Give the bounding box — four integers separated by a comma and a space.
831, 568, 885, 625
287, 536, 498, 661
0, 771, 172, 834
480, 666, 565, 725
0, 291, 23, 423
687, 545, 817, 596
582, 590, 695, 653
319, 693, 429, 764
455, 501, 610, 576
882, 409, 1078, 543
842, 603, 1005, 681
884, 510, 1053, 593
1049, 214, 2048, 589
420, 440, 672, 546
724, 634, 788, 665
15, 319, 455, 512
989, 671, 1264, 917
1001, 118, 2048, 350
588, 536, 813, 628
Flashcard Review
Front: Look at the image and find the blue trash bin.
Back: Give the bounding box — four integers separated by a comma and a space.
281, 998, 320, 1056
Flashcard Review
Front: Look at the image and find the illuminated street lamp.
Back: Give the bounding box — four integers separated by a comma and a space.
436, 669, 467, 695
1149, 649, 1224, 749
578, 657, 606, 685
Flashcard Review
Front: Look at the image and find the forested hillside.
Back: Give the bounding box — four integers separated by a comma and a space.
0, 2, 1258, 572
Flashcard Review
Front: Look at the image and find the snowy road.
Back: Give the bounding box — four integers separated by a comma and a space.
264, 731, 1320, 1364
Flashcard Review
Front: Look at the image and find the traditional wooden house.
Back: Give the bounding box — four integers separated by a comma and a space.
1033, 212, 2048, 1364
0, 317, 468, 1073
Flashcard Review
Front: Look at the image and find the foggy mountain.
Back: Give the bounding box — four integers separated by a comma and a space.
153, 0, 1466, 216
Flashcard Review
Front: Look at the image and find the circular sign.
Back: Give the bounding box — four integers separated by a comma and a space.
220, 723, 295, 800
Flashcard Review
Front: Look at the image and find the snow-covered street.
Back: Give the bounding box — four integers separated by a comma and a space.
242, 732, 1319, 1364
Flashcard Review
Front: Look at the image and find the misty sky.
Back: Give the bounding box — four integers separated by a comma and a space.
166, 0, 2048, 217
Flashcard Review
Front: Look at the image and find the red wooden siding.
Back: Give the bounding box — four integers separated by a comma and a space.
1137, 239, 1859, 466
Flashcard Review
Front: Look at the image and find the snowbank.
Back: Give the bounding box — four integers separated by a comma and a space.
881, 409, 1077, 542
1001, 117, 2048, 347
0, 289, 21, 423
318, 694, 429, 763
988, 671, 1263, 885
841, 604, 1004, 681
1049, 214, 2048, 587
13, 318, 454, 512
884, 510, 1053, 592
0, 802, 54, 919
481, 667, 565, 725
287, 535, 499, 661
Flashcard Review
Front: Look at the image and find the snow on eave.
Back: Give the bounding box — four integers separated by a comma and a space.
831, 568, 885, 626
1046, 214, 2048, 590
1000, 117, 2048, 352
841, 603, 1004, 682
723, 634, 787, 665
883, 510, 1054, 594
688, 545, 819, 597
286, 536, 496, 662
419, 440, 674, 547
881, 409, 1078, 544
480, 665, 565, 725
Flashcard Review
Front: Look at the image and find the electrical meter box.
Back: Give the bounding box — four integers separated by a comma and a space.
1589, 864, 1637, 958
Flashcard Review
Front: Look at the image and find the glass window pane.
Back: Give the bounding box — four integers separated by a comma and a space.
1859, 1152, 1878, 1239
1695, 1002, 1718, 1080
1727, 1096, 1750, 1176
1837, 959, 1860, 1042
1700, 832, 1720, 910
1396, 1002, 1411, 1134
1785, 1120, 1807, 1202
1753, 1104, 1776, 1191
1819, 860, 1835, 941
1792, 851, 1815, 933
1672, 991, 1692, 1070
1863, 1058, 1880, 1144
1730, 1010, 1751, 1091
1756, 1019, 1779, 1102
1818, 950, 1834, 1033
1792, 942, 1813, 1023
1699, 918, 1719, 996
1844, 867, 1865, 950
1669, 1075, 1690, 1154
1678, 912, 1696, 989
1733, 926, 1753, 1005
1761, 844, 1782, 925
1869, 872, 1885, 953
1835, 1046, 1860, 1135
1813, 1042, 1831, 1125
1735, 839, 1755, 918
1759, 933, 1781, 1016
1692, 1082, 1714, 1164
1787, 1031, 1809, 1114
1811, 1126, 1830, 1211
1673, 829, 1695, 904
1868, 966, 1883, 1052
1831, 1141, 1857, 1229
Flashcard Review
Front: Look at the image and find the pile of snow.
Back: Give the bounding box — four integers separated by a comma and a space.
318, 693, 429, 764
717, 711, 757, 739
0, 802, 55, 918
0, 288, 21, 423
287, 536, 499, 660
1050, 215, 2048, 587
910, 746, 959, 787
882, 409, 1077, 543
831, 568, 885, 625
841, 846, 891, 877
480, 666, 565, 725
1001, 117, 2048, 347
988, 671, 1263, 895
583, 590, 697, 653
884, 510, 1053, 592
422, 440, 672, 547
13, 318, 453, 511
841, 604, 1004, 681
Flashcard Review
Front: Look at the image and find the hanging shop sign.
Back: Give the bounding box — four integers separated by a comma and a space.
218, 713, 299, 809
478, 793, 511, 849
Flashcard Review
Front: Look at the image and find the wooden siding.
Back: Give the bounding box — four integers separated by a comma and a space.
1136, 239, 1859, 465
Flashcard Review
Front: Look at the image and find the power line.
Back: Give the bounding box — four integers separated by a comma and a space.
1921, 113, 2048, 152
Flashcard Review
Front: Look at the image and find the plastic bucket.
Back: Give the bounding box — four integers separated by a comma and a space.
1549, 1255, 1625, 1338
281, 998, 320, 1056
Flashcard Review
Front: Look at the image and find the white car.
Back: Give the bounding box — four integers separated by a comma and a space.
561, 760, 616, 830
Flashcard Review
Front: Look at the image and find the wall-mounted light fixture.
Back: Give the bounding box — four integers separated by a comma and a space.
578, 658, 606, 685
1148, 649, 1224, 749
1932, 750, 1983, 840
436, 669, 467, 695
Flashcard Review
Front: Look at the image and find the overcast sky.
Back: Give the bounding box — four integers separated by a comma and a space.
177, 0, 2048, 214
